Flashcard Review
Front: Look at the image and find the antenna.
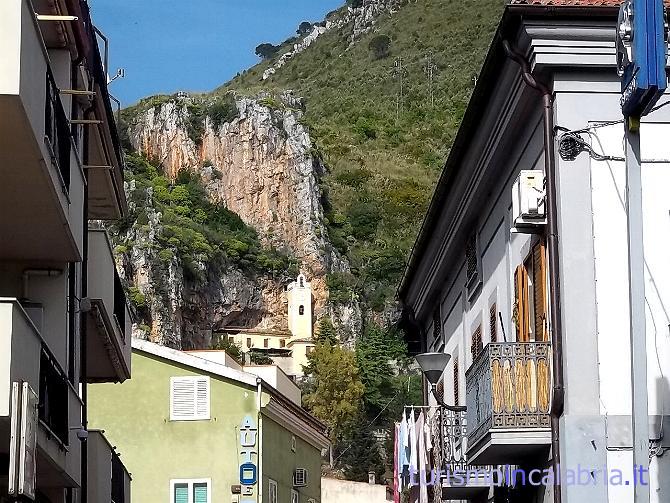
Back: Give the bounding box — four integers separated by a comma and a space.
108, 68, 125, 85
423, 52, 437, 108
392, 56, 406, 123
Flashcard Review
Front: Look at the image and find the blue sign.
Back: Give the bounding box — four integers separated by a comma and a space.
617, 0, 668, 117
239, 462, 258, 485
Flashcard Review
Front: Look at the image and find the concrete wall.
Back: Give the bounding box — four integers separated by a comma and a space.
262, 416, 322, 503
244, 365, 301, 406
321, 478, 388, 503
0, 300, 41, 417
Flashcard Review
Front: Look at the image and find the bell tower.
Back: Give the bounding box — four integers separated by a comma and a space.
287, 273, 312, 340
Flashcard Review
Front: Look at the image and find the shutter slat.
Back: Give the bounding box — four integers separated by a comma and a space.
171, 377, 209, 420
174, 484, 188, 503
193, 483, 208, 503
532, 242, 547, 342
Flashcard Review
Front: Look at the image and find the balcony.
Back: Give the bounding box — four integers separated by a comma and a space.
87, 430, 131, 503
86, 229, 131, 383
465, 342, 552, 465
434, 407, 490, 499
0, 299, 82, 488
0, 0, 85, 261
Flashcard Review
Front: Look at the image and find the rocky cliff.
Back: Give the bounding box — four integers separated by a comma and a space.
118, 93, 361, 348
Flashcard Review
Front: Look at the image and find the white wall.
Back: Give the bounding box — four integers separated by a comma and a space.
321, 478, 388, 503
590, 122, 670, 503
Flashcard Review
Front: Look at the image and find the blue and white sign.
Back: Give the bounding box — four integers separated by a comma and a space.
616, 0, 668, 116
239, 415, 258, 503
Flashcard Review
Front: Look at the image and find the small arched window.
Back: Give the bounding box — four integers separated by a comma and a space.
299, 305, 305, 315
299, 276, 304, 288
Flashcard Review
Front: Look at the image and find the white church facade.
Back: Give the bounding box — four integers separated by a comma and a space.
221, 273, 316, 377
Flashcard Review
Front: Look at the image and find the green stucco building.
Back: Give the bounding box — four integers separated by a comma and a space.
88, 339, 328, 503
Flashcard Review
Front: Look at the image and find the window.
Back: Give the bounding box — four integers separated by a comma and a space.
299, 305, 305, 315
170, 377, 210, 421
280, 339, 286, 348
291, 489, 300, 503
465, 231, 482, 294
432, 307, 441, 341
471, 325, 483, 360
264, 338, 269, 348
247, 338, 252, 348
514, 241, 548, 342
171, 479, 210, 503
489, 303, 498, 343
453, 356, 459, 406
269, 479, 278, 503
228, 336, 235, 343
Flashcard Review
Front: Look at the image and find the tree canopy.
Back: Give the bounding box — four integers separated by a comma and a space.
297, 21, 313, 36
255, 43, 280, 60
303, 341, 364, 443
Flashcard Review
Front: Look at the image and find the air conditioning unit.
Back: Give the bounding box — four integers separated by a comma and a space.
512, 170, 547, 232
293, 468, 308, 487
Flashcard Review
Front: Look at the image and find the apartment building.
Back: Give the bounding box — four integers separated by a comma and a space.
88, 339, 329, 503
398, 1, 669, 502
1, 1, 131, 502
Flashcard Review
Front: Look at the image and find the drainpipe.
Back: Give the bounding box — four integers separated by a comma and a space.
502, 40, 564, 503
80, 98, 95, 503
256, 378, 263, 503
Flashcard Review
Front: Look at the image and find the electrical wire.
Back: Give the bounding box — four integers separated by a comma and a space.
568, 99, 670, 133
332, 388, 403, 465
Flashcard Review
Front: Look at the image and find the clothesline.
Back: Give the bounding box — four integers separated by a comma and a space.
395, 406, 438, 503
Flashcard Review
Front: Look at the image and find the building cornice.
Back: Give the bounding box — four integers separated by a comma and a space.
263, 398, 330, 450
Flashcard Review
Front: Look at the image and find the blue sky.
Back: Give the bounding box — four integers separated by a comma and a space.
90, 0, 343, 106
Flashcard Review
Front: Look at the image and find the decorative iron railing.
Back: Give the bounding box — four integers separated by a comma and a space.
434, 406, 468, 474
465, 342, 552, 448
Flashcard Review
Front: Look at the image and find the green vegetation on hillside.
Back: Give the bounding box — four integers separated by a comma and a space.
221, 0, 504, 309
114, 154, 297, 282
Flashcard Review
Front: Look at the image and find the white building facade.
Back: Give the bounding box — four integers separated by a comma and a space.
398, 2, 670, 502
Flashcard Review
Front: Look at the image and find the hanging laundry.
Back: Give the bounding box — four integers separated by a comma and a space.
417, 411, 429, 503
394, 423, 400, 503
408, 407, 418, 475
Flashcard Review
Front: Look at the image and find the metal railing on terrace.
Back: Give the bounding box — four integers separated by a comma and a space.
465, 341, 552, 448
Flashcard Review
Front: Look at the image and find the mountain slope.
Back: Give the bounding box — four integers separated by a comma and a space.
116, 0, 504, 346
220, 0, 504, 311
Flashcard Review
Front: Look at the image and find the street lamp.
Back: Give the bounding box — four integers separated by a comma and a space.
415, 352, 465, 412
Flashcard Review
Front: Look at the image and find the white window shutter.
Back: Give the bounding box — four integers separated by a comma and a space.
171, 376, 210, 420
195, 377, 210, 419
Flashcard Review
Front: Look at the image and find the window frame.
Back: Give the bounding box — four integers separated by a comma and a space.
269, 479, 278, 503
169, 376, 211, 421
170, 478, 211, 503
291, 489, 300, 503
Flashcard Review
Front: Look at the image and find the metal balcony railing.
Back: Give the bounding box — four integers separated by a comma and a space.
38, 347, 69, 446
113, 270, 126, 342
465, 342, 552, 448
111, 452, 126, 503
45, 69, 72, 192
434, 406, 468, 474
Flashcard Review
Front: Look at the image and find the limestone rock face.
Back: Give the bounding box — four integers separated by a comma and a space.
122, 94, 359, 348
